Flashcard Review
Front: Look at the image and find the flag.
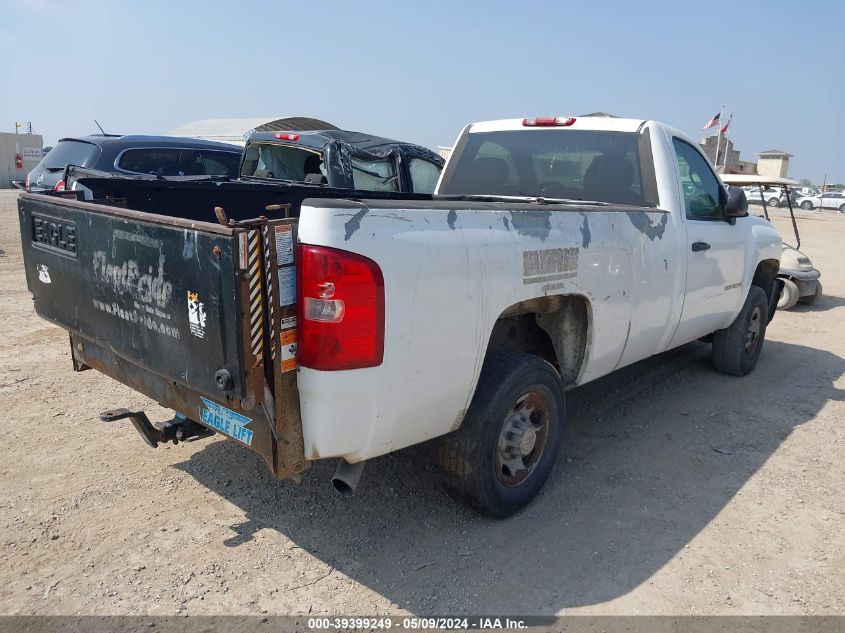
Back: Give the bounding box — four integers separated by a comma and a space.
720, 112, 732, 134
702, 112, 721, 130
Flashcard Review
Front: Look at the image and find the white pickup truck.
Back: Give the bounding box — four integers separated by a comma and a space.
18, 114, 781, 518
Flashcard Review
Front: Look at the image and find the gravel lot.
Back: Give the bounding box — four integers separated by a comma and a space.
0, 190, 842, 616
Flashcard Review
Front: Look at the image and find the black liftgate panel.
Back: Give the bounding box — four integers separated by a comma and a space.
16, 194, 303, 476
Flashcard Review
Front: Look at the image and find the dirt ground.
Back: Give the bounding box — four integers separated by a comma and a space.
0, 189, 842, 616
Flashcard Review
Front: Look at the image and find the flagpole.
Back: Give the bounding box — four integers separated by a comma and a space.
713, 105, 724, 169
721, 108, 732, 169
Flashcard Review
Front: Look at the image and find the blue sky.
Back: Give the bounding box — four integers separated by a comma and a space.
2, 0, 843, 183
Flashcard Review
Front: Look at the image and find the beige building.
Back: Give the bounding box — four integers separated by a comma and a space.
0, 132, 43, 188
756, 150, 792, 178
700, 135, 742, 171
698, 136, 794, 178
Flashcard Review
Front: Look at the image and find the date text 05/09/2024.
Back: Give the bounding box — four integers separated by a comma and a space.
306, 617, 528, 630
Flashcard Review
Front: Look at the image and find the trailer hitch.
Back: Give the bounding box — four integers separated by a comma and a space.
99, 409, 212, 448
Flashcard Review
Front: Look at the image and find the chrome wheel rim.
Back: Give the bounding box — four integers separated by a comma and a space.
495, 391, 550, 487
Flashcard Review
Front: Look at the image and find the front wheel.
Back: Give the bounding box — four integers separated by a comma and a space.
800, 201, 814, 210
839, 204, 845, 213
436, 352, 565, 518
712, 286, 769, 376
768, 197, 780, 208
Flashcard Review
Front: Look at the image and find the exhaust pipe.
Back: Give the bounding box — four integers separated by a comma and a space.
331, 459, 366, 496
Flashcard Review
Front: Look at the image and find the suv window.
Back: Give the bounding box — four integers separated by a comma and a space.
41, 140, 101, 169
117, 148, 186, 176
193, 150, 240, 176
408, 158, 442, 193
439, 129, 645, 205
673, 138, 723, 219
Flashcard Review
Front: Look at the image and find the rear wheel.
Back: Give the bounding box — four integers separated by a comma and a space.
437, 352, 565, 518
839, 204, 845, 213
800, 201, 814, 210
712, 286, 769, 376
767, 197, 780, 208
778, 278, 800, 310
798, 282, 822, 306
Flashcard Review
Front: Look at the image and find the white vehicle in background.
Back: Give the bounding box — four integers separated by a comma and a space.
19, 115, 782, 518
723, 174, 822, 309
744, 186, 782, 208
796, 191, 845, 211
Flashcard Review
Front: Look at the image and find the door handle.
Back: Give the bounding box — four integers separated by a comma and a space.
691, 241, 710, 252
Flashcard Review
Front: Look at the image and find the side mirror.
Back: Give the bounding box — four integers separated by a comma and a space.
725, 187, 748, 219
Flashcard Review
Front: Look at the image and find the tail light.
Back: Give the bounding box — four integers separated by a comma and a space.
522, 116, 576, 127
297, 244, 384, 370
54, 180, 66, 192
25, 173, 30, 191
274, 133, 300, 141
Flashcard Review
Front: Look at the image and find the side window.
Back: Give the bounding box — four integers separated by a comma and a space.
350, 156, 399, 192
118, 148, 184, 176
672, 138, 724, 219
197, 151, 240, 176
408, 158, 442, 194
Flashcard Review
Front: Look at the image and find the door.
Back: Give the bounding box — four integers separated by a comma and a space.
822, 192, 843, 210
668, 138, 745, 347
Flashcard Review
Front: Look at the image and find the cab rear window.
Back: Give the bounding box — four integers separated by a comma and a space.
440, 129, 647, 206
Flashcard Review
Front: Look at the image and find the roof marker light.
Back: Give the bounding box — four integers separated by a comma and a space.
522, 117, 577, 127
274, 133, 300, 141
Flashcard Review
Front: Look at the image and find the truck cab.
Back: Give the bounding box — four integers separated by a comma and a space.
240, 130, 445, 194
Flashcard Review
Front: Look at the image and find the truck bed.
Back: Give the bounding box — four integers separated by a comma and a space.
71, 174, 436, 223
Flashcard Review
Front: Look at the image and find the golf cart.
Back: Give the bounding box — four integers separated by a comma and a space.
721, 174, 822, 310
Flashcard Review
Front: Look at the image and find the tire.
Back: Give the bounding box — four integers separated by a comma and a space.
712, 286, 769, 376
436, 351, 565, 518
778, 278, 800, 310
798, 281, 822, 305
767, 197, 780, 208
839, 204, 845, 213
800, 201, 813, 210
766, 279, 780, 323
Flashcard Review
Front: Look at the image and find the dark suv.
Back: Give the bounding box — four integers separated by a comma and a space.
26, 135, 242, 192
